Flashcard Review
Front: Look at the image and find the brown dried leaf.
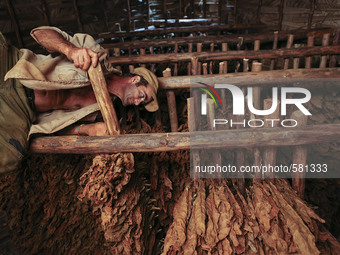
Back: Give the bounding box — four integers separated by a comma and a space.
267, 182, 320, 255
193, 180, 206, 237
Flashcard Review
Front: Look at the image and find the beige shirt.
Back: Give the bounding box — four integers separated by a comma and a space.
4, 26, 121, 137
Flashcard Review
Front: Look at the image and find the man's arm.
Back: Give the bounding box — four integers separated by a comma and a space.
57, 122, 117, 136
32, 29, 98, 71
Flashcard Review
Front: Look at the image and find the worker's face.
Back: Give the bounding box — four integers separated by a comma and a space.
122, 76, 153, 107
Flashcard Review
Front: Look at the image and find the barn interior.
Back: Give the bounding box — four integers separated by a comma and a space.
0, 0, 340, 254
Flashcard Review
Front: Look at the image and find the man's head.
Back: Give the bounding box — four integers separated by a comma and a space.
132, 67, 159, 112
107, 67, 159, 112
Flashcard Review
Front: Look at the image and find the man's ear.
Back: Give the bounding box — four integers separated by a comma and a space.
130, 75, 141, 84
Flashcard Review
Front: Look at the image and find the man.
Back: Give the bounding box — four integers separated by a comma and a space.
1, 26, 159, 173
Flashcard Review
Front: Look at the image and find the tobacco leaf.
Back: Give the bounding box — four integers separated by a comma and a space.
267, 182, 320, 255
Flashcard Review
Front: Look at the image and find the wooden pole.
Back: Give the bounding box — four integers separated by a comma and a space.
140, 48, 146, 68
293, 44, 301, 69
174, 42, 178, 76
291, 110, 308, 198
305, 35, 314, 68
330, 29, 340, 68
163, 68, 178, 132
188, 97, 200, 181
158, 68, 340, 90
88, 65, 120, 135
270, 31, 279, 70
30, 124, 340, 154
262, 98, 280, 181
108, 45, 340, 64
320, 33, 330, 68
284, 34, 294, 69
102, 27, 334, 49
187, 43, 193, 75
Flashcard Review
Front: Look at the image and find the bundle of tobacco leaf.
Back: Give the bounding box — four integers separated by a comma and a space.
0, 154, 110, 254
161, 178, 340, 255
77, 153, 156, 254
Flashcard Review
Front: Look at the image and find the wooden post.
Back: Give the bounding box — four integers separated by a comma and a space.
243, 59, 249, 72
174, 42, 178, 76
163, 68, 178, 132
270, 31, 279, 70
88, 65, 120, 135
209, 43, 214, 74
330, 29, 340, 68
188, 97, 200, 182
149, 47, 155, 72
188, 43, 193, 75
251, 62, 262, 179
284, 34, 294, 69
207, 98, 223, 181
140, 48, 146, 68
291, 110, 308, 198
202, 63, 208, 75
197, 42, 202, 75
305, 35, 314, 68
320, 33, 330, 68
113, 48, 122, 72
293, 44, 301, 69
262, 98, 280, 180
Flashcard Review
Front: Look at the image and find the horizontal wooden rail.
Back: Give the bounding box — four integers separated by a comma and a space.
158, 68, 340, 89
30, 124, 340, 154
108, 45, 340, 64
102, 28, 334, 49
98, 24, 267, 39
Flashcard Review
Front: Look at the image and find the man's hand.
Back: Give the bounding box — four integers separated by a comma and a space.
82, 122, 119, 136
67, 47, 98, 71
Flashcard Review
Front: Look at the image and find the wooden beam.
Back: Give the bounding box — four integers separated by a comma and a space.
101, 27, 334, 49
4, 0, 23, 48
98, 24, 268, 39
30, 124, 340, 154
157, 68, 340, 89
88, 65, 120, 135
108, 45, 340, 64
